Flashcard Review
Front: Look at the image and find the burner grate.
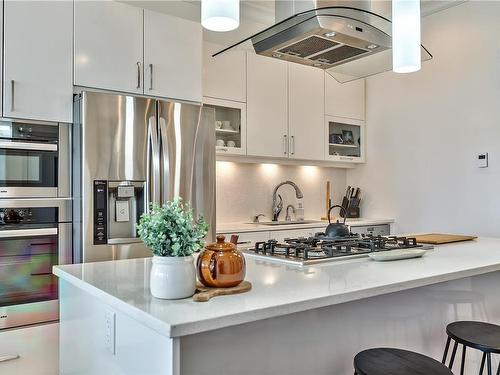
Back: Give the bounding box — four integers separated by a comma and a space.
252, 235, 425, 264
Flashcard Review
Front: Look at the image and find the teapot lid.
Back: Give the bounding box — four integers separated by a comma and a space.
206, 235, 235, 251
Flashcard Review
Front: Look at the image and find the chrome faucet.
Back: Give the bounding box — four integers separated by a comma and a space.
272, 181, 303, 221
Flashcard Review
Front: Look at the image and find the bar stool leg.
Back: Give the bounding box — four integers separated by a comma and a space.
442, 336, 451, 364
460, 344, 467, 375
449, 340, 458, 369
480, 353, 486, 375
487, 353, 492, 375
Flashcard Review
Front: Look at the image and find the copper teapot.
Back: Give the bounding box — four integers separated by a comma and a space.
196, 235, 246, 288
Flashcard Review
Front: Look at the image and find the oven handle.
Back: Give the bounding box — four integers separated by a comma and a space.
0, 228, 58, 238
0, 141, 57, 152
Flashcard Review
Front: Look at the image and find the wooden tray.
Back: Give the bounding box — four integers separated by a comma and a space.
193, 281, 252, 302
411, 233, 477, 245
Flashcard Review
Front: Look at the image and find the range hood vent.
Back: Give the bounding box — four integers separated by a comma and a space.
214, 2, 432, 83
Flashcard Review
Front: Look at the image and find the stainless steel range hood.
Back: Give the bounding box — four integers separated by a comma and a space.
214, 0, 433, 83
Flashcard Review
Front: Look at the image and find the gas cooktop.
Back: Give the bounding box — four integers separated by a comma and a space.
242, 234, 433, 266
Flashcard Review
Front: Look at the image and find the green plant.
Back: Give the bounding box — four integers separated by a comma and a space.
137, 198, 209, 257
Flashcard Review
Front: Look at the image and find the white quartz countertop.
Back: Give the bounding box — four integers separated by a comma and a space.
53, 237, 500, 339
216, 218, 394, 233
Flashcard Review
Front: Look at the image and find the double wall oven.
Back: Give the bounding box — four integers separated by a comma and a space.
0, 119, 72, 330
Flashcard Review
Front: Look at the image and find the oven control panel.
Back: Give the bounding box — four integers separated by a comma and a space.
93, 180, 108, 245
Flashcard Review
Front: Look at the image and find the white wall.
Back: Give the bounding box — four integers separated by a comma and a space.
216, 162, 346, 223
347, 1, 500, 236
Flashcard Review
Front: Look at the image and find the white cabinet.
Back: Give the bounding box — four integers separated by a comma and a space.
144, 10, 202, 102
325, 115, 365, 163
3, 0, 73, 122
203, 42, 246, 102
204, 97, 246, 156
325, 73, 365, 120
247, 52, 289, 158
74, 1, 144, 95
288, 64, 325, 161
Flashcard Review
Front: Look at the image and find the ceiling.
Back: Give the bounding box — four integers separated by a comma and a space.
122, 0, 466, 46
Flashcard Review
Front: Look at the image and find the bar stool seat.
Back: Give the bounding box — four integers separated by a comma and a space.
354, 348, 453, 375
447, 321, 500, 353
443, 321, 500, 375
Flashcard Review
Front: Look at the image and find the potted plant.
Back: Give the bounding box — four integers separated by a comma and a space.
137, 198, 208, 299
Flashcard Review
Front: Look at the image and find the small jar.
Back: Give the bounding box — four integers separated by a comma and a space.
196, 235, 246, 288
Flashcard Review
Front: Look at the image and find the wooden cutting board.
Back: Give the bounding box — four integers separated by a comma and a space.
412, 233, 477, 245
193, 281, 252, 302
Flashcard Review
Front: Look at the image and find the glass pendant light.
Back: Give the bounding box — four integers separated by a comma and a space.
392, 0, 421, 73
201, 0, 240, 32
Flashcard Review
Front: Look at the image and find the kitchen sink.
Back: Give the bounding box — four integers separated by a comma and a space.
250, 220, 324, 226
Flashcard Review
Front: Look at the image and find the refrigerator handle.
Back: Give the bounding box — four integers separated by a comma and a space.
147, 115, 160, 207
158, 116, 170, 205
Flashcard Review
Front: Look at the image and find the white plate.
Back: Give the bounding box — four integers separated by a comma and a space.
368, 249, 427, 261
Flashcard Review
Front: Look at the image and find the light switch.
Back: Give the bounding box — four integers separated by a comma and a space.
115, 200, 130, 222
477, 153, 488, 168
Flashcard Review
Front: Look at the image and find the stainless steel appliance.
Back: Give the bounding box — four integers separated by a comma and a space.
73, 91, 216, 263
214, 0, 437, 83
0, 198, 72, 330
0, 119, 71, 198
243, 234, 433, 266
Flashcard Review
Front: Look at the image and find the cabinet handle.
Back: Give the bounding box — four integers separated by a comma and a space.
290, 136, 295, 155
283, 135, 288, 155
10, 80, 15, 111
149, 64, 153, 90
136, 62, 141, 89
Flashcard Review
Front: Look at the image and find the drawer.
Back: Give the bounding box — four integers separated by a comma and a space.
350, 224, 391, 236
217, 231, 269, 248
270, 227, 325, 242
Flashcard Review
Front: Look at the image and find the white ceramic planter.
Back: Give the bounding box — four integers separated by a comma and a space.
150, 255, 196, 299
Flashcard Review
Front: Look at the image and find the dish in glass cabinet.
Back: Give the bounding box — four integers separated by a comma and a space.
368, 249, 427, 261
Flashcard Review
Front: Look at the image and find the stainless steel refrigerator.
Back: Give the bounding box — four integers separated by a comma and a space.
73, 91, 215, 263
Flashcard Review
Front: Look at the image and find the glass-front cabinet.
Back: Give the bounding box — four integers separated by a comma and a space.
203, 97, 246, 156
325, 116, 365, 163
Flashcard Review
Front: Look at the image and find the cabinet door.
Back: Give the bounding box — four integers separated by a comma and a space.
247, 53, 288, 158
3, 0, 72, 122
325, 73, 365, 120
74, 1, 143, 94
144, 10, 202, 103
203, 42, 246, 102
288, 64, 325, 161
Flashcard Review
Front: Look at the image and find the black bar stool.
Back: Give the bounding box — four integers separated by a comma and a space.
442, 321, 500, 375
354, 348, 453, 375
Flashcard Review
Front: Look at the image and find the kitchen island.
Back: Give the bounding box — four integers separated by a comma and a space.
54, 238, 500, 375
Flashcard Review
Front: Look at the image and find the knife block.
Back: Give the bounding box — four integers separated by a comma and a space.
340, 206, 360, 219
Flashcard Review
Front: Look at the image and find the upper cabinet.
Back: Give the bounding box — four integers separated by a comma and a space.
3, 0, 73, 123
246, 53, 289, 159
203, 42, 246, 103
75, 2, 202, 103
325, 73, 365, 121
144, 10, 201, 103
288, 64, 325, 161
74, 1, 144, 95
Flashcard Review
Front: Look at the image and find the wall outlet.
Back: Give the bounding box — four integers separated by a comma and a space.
104, 309, 116, 355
